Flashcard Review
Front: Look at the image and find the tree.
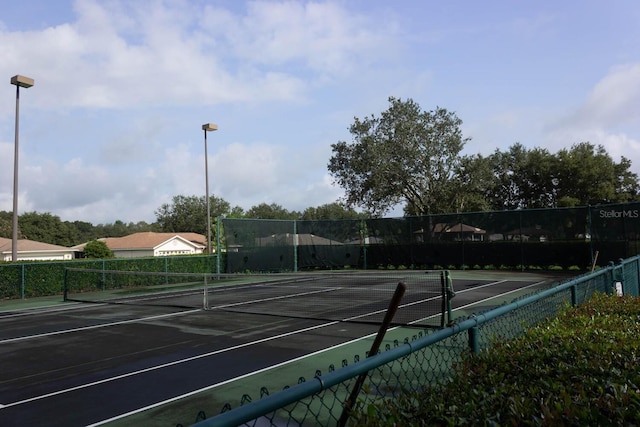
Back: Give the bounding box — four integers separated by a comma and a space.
487, 144, 558, 210
450, 154, 496, 212
555, 142, 639, 206
245, 203, 300, 219
154, 194, 235, 234
328, 97, 470, 217
83, 240, 114, 259
301, 202, 367, 220
18, 211, 75, 246
0, 211, 11, 238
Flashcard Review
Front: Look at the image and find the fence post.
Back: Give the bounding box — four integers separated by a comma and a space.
469, 325, 480, 354
21, 264, 25, 299
361, 219, 367, 270
613, 258, 625, 296
570, 284, 578, 306
293, 220, 298, 272
216, 216, 222, 275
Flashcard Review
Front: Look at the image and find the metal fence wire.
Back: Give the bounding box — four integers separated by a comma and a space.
221, 202, 640, 274
188, 257, 638, 427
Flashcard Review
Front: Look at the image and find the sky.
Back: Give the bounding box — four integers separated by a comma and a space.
1, 0, 639, 225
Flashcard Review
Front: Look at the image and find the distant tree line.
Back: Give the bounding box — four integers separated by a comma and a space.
0, 201, 366, 247
2, 96, 638, 248
328, 97, 640, 216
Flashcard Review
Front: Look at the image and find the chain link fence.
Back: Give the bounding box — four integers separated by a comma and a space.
222, 202, 640, 273
187, 257, 636, 427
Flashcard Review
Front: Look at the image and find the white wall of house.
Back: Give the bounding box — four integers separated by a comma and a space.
111, 249, 155, 258
2, 251, 74, 262
154, 238, 203, 256
109, 238, 204, 258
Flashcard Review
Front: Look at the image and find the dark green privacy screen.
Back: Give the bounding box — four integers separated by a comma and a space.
222, 202, 640, 273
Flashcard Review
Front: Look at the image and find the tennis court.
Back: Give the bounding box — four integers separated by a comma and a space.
0, 269, 567, 426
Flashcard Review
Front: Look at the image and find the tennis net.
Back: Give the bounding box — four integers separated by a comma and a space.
63, 268, 448, 328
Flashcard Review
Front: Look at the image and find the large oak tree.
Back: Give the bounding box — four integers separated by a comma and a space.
328, 97, 470, 217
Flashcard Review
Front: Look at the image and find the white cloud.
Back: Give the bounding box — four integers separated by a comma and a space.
0, 0, 394, 114
543, 63, 640, 169
551, 63, 640, 131
2, 0, 639, 227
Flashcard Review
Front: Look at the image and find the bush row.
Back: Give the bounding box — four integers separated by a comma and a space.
0, 255, 218, 300
353, 292, 640, 426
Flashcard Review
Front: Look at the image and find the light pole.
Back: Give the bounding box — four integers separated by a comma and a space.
10, 75, 34, 262
202, 123, 218, 254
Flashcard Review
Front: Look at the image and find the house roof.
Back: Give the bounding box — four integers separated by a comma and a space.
255, 233, 344, 246
0, 237, 73, 252
432, 223, 486, 234
73, 232, 207, 251
414, 223, 486, 234
504, 227, 552, 236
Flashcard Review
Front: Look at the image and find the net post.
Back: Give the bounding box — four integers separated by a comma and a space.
445, 270, 455, 325
337, 281, 407, 427
203, 274, 209, 310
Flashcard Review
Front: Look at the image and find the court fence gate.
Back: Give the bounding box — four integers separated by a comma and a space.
190, 256, 640, 427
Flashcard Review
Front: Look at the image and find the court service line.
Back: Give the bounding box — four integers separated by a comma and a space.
1, 278, 548, 414
452, 279, 549, 308
209, 287, 340, 309
0, 309, 201, 344
0, 303, 87, 318
0, 320, 342, 410
89, 279, 544, 425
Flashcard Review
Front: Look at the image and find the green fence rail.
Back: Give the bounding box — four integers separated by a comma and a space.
190, 257, 637, 427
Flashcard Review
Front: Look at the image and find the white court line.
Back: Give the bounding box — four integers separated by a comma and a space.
1, 278, 547, 419
0, 303, 85, 318
210, 287, 340, 309
0, 321, 342, 410
449, 279, 549, 310
0, 309, 201, 344
90, 279, 531, 424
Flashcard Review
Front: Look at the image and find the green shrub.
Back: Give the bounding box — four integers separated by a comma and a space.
352, 293, 640, 426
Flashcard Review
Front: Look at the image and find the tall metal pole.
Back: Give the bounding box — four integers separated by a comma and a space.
10, 75, 34, 262
204, 128, 211, 254
11, 84, 20, 262
202, 123, 218, 255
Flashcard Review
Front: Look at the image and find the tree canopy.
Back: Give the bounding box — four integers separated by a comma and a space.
479, 142, 639, 209
329, 98, 639, 215
1, 97, 638, 249
328, 97, 470, 216
83, 240, 114, 259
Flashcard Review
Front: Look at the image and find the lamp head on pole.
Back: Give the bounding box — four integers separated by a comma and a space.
10, 75, 34, 88
202, 123, 218, 132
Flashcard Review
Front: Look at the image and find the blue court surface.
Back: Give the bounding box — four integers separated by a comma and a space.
0, 270, 570, 426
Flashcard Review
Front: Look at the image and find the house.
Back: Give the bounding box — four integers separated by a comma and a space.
0, 237, 75, 261
73, 232, 207, 258
503, 226, 552, 242
255, 233, 344, 246
415, 223, 487, 242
